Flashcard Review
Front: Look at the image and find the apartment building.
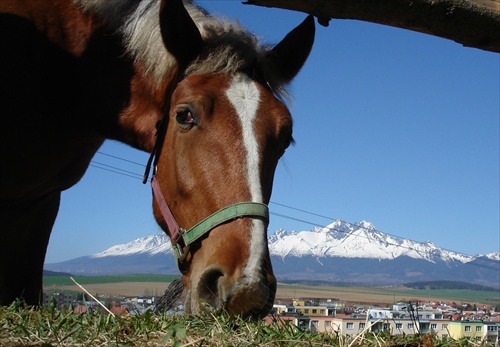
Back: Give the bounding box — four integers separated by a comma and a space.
449, 320, 499, 344
273, 303, 336, 317
269, 301, 499, 344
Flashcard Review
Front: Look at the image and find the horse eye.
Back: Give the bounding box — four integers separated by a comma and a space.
175, 109, 197, 128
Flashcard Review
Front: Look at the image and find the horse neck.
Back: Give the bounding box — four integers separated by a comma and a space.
1, 0, 100, 56
64, 0, 178, 153
2, 0, 176, 153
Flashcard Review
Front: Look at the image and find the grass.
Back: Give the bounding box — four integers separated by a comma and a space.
44, 275, 499, 307
0, 301, 491, 347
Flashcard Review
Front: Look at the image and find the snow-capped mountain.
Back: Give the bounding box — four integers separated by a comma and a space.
44, 220, 500, 288
92, 234, 173, 258
266, 220, 498, 287
268, 220, 473, 264
45, 235, 177, 275
485, 252, 500, 261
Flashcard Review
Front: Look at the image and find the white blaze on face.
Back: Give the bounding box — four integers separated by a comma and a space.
225, 73, 266, 282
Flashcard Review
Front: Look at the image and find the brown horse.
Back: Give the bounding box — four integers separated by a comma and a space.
0, 0, 314, 318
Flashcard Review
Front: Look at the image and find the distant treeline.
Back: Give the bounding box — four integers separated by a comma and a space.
43, 270, 71, 277
404, 280, 496, 291
42, 274, 180, 286
280, 280, 357, 287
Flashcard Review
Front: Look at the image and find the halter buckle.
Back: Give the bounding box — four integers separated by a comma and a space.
174, 229, 190, 262
151, 175, 269, 269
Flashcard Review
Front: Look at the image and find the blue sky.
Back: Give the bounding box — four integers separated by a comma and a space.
45, 2, 499, 264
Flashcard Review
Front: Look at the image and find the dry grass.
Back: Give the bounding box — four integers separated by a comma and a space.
0, 301, 487, 347
46, 282, 170, 297
46, 281, 477, 306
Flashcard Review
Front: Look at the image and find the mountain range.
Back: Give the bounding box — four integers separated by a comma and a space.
44, 220, 500, 288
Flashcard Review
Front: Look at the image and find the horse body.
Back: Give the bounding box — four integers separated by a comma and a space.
0, 0, 314, 318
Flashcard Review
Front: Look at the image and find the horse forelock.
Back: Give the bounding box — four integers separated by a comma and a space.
75, 0, 289, 100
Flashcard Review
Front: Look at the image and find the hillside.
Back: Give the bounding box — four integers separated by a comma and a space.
404, 280, 498, 291
44, 220, 500, 288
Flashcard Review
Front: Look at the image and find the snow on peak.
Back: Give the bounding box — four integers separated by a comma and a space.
269, 228, 288, 243
268, 220, 474, 263
356, 220, 376, 231
485, 252, 500, 261
88, 220, 482, 266
92, 234, 172, 258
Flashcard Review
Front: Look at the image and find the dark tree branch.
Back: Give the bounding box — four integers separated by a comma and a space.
245, 0, 500, 53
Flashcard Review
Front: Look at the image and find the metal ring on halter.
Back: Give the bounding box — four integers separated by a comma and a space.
176, 229, 191, 262
177, 244, 191, 262
150, 175, 270, 269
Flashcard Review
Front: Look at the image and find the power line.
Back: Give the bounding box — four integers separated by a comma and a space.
96, 151, 146, 168
271, 203, 500, 267
91, 161, 144, 180
89, 164, 143, 180
270, 212, 498, 271
271, 201, 418, 248
271, 201, 333, 221
89, 152, 499, 269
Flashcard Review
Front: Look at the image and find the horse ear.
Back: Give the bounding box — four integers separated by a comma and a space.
267, 15, 315, 83
159, 0, 203, 68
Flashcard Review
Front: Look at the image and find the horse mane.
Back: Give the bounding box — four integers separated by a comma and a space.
74, 0, 289, 100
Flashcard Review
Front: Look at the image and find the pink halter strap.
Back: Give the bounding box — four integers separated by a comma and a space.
151, 176, 182, 245
150, 175, 269, 266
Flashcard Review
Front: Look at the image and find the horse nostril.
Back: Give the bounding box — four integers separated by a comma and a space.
193, 267, 277, 318
197, 268, 224, 308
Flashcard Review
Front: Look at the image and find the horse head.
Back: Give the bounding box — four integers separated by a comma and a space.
150, 0, 315, 318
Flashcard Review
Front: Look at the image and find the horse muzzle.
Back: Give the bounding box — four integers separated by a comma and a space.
185, 264, 277, 319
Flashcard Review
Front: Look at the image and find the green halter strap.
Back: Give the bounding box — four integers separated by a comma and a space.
151, 177, 269, 266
